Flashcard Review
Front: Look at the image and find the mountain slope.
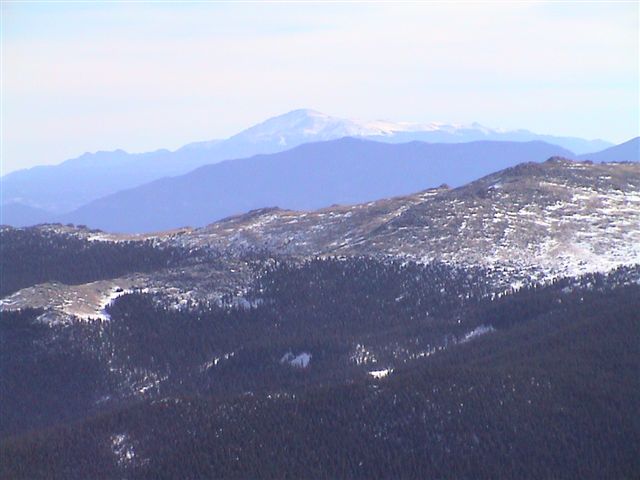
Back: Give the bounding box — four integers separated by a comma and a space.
2, 158, 635, 327
2, 269, 638, 479
59, 139, 575, 233
1, 109, 611, 215
578, 136, 639, 163
2, 155, 639, 479
179, 158, 640, 279
0, 203, 52, 227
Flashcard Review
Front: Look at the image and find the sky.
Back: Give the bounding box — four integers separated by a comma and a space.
1, 1, 638, 174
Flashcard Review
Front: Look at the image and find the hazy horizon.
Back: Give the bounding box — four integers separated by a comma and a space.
2, 2, 638, 174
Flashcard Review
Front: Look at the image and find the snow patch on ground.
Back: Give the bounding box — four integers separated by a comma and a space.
134, 372, 166, 396
111, 433, 136, 467
280, 351, 312, 368
0, 281, 137, 323
460, 325, 495, 343
351, 344, 377, 365
200, 352, 235, 372
96, 287, 132, 320
368, 368, 393, 379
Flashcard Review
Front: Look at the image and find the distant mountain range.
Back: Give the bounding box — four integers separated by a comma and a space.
1, 109, 620, 218
578, 137, 639, 163
55, 139, 577, 233
183, 108, 613, 155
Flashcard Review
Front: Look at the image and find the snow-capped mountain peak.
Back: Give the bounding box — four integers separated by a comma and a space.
178, 108, 612, 159
230, 109, 488, 146
231, 108, 386, 146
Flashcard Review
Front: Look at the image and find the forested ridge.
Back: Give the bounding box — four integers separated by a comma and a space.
1, 255, 638, 479
0, 227, 183, 297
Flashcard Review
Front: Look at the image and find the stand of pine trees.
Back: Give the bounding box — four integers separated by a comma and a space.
1, 248, 638, 478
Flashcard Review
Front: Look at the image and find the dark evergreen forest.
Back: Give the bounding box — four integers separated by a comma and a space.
0, 228, 182, 297
1, 252, 638, 479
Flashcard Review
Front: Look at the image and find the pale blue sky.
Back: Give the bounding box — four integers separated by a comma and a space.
2, 1, 638, 173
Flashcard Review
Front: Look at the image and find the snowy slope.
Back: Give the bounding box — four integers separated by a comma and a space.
178, 158, 640, 281
3, 159, 639, 322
